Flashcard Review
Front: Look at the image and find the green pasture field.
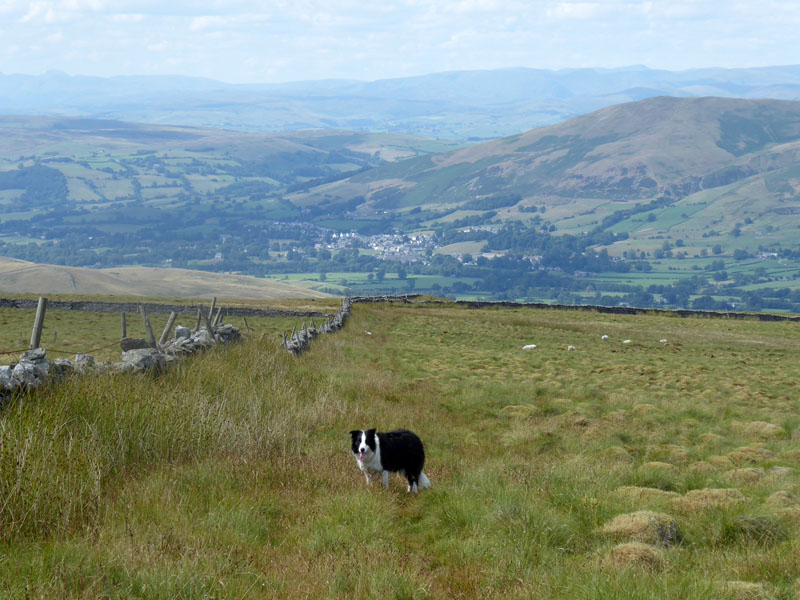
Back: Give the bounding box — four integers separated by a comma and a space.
265, 272, 478, 295
3, 300, 800, 598
435, 241, 487, 255
608, 204, 709, 237
0, 208, 45, 223
586, 256, 800, 292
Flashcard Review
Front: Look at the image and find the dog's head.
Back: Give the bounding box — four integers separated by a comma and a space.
349, 429, 377, 463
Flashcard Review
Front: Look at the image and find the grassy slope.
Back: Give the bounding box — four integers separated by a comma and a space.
0, 257, 331, 300
2, 301, 800, 598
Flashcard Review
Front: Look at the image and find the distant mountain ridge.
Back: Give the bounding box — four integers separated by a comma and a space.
3, 66, 800, 139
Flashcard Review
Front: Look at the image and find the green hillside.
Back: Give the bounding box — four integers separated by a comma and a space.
3, 299, 800, 598
293, 96, 800, 211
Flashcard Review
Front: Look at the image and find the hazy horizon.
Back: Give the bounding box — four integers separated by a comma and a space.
1, 1, 799, 84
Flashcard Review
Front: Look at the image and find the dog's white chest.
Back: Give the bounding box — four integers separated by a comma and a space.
358, 453, 382, 474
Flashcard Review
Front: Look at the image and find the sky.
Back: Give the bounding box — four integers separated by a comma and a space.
1, 0, 799, 84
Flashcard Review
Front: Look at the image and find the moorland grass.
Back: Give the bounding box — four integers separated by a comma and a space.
1, 300, 800, 598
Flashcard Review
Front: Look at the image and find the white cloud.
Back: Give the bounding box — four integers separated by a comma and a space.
1, 0, 800, 82
546, 2, 605, 20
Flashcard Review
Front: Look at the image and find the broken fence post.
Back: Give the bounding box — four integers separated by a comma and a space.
158, 311, 178, 346
139, 304, 157, 349
201, 305, 216, 342
29, 296, 47, 349
208, 297, 217, 323
121, 312, 127, 338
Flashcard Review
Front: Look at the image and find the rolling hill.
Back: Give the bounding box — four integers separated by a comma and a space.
292, 96, 800, 250
0, 257, 330, 299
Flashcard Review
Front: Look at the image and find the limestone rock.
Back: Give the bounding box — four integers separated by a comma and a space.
20, 348, 46, 362
73, 354, 96, 372
120, 348, 166, 373
120, 337, 150, 352
0, 365, 14, 391
12, 361, 41, 389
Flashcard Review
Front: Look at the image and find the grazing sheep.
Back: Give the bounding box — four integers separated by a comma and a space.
568, 345, 576, 351
601, 335, 609, 341
622, 339, 632, 345
522, 344, 537, 350
659, 339, 668, 344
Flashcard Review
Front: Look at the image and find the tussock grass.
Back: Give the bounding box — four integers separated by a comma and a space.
2, 300, 800, 598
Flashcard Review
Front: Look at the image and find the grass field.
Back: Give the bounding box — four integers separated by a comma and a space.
2, 300, 800, 598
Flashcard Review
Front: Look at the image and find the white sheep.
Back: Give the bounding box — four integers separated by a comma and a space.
601, 335, 609, 341
622, 339, 632, 344
522, 344, 537, 350
659, 338, 668, 344
567, 345, 576, 351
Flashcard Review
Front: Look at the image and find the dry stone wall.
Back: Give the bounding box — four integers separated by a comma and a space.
0, 323, 243, 405
283, 298, 353, 355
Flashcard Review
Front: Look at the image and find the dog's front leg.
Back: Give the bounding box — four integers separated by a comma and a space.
381, 470, 390, 489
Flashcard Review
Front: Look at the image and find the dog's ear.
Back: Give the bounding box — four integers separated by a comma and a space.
349, 430, 360, 438
367, 428, 376, 437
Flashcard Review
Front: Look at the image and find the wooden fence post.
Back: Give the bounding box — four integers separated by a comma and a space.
201, 306, 216, 341
242, 317, 250, 335
121, 312, 127, 338
208, 297, 217, 323
158, 311, 178, 346
139, 304, 157, 349
213, 306, 223, 327
194, 307, 202, 333
29, 296, 47, 349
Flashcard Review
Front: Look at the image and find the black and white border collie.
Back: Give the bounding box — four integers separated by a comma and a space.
349, 429, 431, 493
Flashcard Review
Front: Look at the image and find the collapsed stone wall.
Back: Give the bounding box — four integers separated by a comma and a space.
0, 323, 243, 405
